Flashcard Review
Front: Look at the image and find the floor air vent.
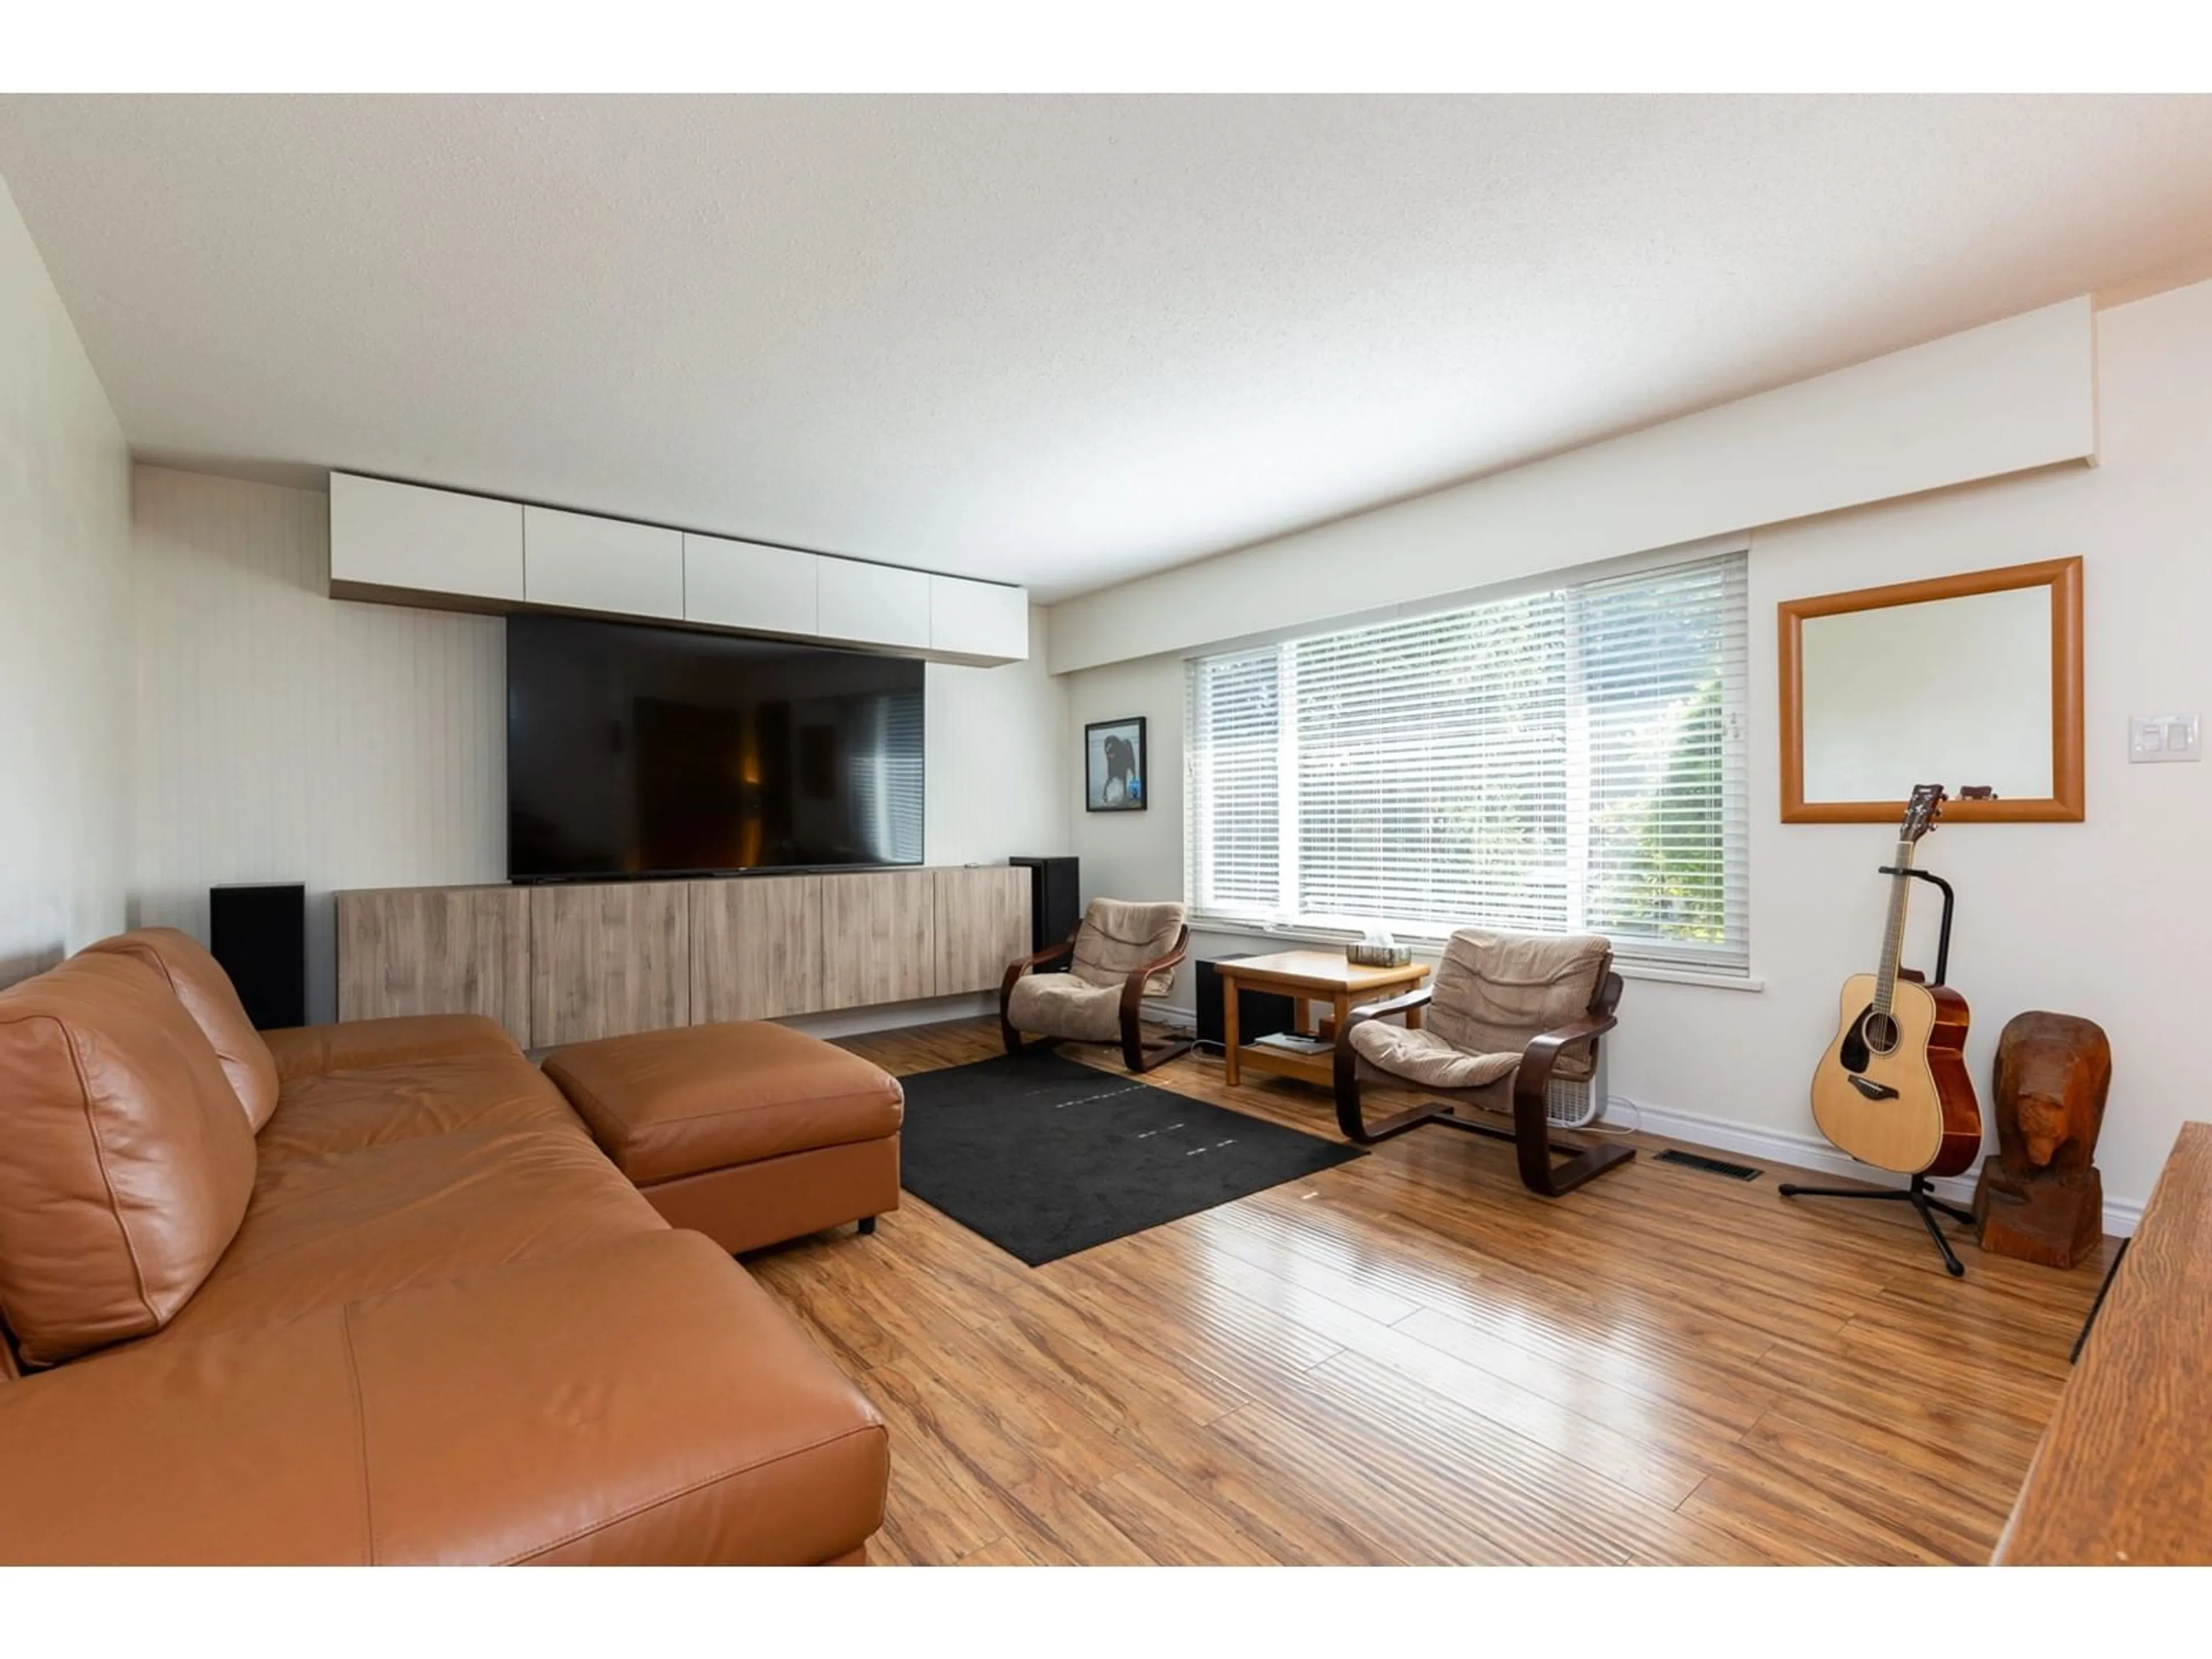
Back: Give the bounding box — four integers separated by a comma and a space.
1655, 1149, 1764, 1181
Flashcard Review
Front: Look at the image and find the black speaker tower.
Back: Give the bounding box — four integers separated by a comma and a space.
209, 883, 307, 1031
1009, 856, 1081, 952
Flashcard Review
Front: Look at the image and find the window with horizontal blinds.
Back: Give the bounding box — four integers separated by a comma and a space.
1184, 551, 1749, 973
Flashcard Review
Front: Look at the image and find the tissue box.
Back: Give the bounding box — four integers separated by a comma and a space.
1344, 941, 1414, 968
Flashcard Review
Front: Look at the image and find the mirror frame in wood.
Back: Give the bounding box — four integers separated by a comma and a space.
1778, 556, 2084, 824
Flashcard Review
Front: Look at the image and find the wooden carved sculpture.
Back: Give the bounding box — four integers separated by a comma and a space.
1971, 1010, 2111, 1268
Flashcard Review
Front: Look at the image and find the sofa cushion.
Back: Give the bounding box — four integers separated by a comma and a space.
543, 1021, 904, 1186
81, 927, 281, 1132
256, 1049, 585, 1165
0, 1230, 888, 1564
261, 1013, 520, 1085
0, 953, 257, 1366
164, 1122, 661, 1342
351, 1230, 889, 1564
1006, 971, 1125, 1042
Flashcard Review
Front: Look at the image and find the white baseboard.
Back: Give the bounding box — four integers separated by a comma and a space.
1144, 1003, 2142, 1238
779, 992, 999, 1041
1609, 1096, 2142, 1240
791, 991, 1190, 1046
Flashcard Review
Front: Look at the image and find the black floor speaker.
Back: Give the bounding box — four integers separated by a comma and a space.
210, 882, 307, 1031
1009, 855, 1081, 952
1195, 955, 1297, 1051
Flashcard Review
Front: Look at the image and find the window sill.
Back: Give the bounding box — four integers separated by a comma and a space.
1615, 963, 1764, 993
1185, 918, 1763, 993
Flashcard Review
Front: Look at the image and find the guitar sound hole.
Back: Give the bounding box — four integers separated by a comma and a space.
1861, 1012, 1901, 1055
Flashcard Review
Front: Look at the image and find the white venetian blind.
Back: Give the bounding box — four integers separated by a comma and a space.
1185, 550, 1749, 973
1187, 647, 1282, 912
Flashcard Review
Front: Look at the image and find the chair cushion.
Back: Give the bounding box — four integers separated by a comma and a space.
1348, 1020, 1521, 1090
261, 1014, 520, 1085
1070, 897, 1185, 995
81, 927, 281, 1132
256, 1049, 588, 1165
1427, 928, 1609, 1082
0, 952, 257, 1366
542, 1021, 904, 1186
1006, 971, 1125, 1043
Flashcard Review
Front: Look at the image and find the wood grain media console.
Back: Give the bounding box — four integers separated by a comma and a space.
336, 865, 1030, 1050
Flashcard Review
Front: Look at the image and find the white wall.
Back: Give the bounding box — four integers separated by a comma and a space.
0, 177, 132, 986
130, 463, 1073, 1021
1641, 278, 2212, 1227
1050, 298, 2097, 672
131, 467, 509, 1021
1063, 279, 2212, 1226
925, 611, 1071, 865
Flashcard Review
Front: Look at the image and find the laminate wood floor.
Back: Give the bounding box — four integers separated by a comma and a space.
744, 1018, 2116, 1566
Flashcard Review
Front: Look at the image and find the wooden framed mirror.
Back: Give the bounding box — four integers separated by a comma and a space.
1779, 556, 2083, 824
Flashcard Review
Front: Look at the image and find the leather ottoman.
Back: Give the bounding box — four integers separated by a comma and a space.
542, 1022, 904, 1256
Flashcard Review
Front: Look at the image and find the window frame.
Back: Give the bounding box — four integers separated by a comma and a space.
1182, 546, 1752, 976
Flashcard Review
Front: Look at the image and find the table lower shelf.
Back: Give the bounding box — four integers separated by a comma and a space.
1231, 1039, 1337, 1089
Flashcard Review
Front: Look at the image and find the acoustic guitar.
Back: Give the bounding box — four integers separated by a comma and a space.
1808, 783, 1982, 1177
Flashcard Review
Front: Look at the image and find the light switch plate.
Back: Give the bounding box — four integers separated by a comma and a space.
2130, 713, 2201, 763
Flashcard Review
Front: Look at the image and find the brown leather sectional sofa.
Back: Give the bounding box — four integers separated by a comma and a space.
0, 927, 888, 1565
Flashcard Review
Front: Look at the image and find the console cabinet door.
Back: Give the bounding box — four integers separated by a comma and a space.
529, 882, 690, 1046
933, 866, 1032, 994
336, 885, 532, 1047
820, 870, 936, 1008
690, 876, 825, 1022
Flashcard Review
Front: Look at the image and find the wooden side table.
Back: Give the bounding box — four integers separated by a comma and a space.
1217, 950, 1431, 1089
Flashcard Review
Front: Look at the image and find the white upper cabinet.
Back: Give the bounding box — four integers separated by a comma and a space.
522, 506, 684, 620
683, 534, 819, 637
929, 575, 1029, 663
817, 556, 932, 650
329, 474, 1028, 662
329, 474, 523, 604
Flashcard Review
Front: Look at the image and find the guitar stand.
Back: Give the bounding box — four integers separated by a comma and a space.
1878, 865, 1953, 988
1777, 1173, 1978, 1278
1781, 865, 1975, 1278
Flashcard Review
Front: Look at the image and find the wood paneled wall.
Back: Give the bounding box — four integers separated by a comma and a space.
338, 867, 1029, 1048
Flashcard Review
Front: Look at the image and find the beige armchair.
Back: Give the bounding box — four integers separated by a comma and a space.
1000, 899, 1193, 1074
1332, 927, 1631, 1198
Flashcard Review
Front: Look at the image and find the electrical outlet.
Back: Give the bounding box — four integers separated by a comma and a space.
2130, 713, 2201, 763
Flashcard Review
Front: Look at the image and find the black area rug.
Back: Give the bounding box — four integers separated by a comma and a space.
896, 1051, 1364, 1266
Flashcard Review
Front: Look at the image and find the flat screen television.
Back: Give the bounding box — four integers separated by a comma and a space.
507, 614, 925, 881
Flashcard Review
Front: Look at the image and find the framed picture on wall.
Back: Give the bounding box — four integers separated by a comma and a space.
1085, 717, 1148, 813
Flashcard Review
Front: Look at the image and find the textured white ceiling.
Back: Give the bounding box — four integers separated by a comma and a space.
5, 95, 2212, 600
